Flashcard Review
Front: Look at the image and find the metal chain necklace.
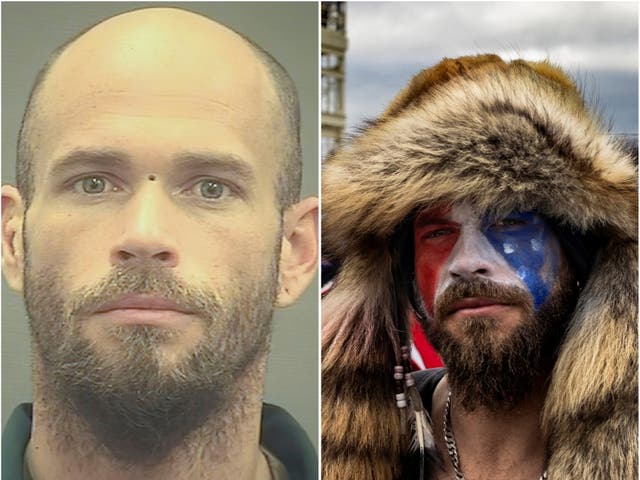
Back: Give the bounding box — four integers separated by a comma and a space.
443, 392, 548, 480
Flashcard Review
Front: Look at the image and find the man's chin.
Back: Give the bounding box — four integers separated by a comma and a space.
82, 322, 204, 359
424, 314, 544, 411
433, 315, 511, 364
455, 315, 514, 347
42, 332, 237, 466
443, 304, 526, 338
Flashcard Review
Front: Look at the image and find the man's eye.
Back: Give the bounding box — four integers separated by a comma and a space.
193, 179, 230, 200
495, 218, 526, 227
424, 228, 452, 239
72, 176, 117, 194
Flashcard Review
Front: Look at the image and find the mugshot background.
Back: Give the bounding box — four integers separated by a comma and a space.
1, 1, 319, 448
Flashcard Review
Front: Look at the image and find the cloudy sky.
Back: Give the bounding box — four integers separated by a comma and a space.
344, 2, 638, 135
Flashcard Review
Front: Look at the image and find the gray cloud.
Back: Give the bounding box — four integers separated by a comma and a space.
347, 2, 637, 71
343, 1, 638, 134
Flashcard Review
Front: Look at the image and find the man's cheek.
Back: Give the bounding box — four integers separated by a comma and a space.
414, 238, 457, 317
26, 220, 107, 288
484, 228, 557, 309
415, 262, 439, 318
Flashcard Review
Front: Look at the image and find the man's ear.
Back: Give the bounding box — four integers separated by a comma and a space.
276, 196, 318, 307
2, 185, 26, 293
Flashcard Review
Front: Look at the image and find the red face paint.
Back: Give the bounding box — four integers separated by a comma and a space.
413, 206, 459, 317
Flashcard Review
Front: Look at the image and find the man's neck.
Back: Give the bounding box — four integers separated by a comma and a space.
431, 375, 547, 480
28, 358, 273, 480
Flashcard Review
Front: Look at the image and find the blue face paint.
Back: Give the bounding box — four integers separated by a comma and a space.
483, 212, 559, 309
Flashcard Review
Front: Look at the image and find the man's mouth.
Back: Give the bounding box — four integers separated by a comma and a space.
446, 297, 511, 316
92, 294, 195, 326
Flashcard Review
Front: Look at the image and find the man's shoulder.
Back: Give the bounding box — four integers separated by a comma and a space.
412, 367, 446, 414
261, 404, 317, 480
2, 404, 32, 480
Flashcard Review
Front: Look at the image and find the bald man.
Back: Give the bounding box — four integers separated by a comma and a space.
2, 7, 317, 480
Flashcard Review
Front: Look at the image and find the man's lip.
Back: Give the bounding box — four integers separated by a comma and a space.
447, 297, 509, 315
93, 294, 193, 314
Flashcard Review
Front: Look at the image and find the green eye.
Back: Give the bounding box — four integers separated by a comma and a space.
81, 176, 106, 194
199, 180, 226, 199
71, 175, 119, 195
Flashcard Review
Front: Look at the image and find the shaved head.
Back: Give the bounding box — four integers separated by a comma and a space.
17, 7, 301, 210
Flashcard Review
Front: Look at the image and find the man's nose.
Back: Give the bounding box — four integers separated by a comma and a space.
110, 186, 179, 268
446, 229, 496, 281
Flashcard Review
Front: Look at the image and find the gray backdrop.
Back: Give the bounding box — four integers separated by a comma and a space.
1, 2, 319, 450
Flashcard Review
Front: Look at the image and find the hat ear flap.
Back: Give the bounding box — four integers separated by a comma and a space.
321, 256, 406, 480
390, 212, 426, 328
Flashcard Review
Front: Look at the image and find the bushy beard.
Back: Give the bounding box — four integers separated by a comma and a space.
24, 259, 278, 466
418, 274, 577, 412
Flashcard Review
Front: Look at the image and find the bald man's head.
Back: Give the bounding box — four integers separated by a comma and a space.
17, 7, 301, 210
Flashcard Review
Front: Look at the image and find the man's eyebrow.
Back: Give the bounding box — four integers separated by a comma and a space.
415, 215, 455, 228
171, 152, 256, 184
48, 149, 132, 177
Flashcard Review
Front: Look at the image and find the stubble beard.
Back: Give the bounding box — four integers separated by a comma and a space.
24, 253, 279, 467
418, 274, 577, 412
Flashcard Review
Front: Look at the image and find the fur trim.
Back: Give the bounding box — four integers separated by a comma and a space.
322, 55, 637, 479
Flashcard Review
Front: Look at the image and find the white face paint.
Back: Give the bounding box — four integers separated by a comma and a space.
433, 203, 529, 299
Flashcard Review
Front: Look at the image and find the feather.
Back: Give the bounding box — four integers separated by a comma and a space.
407, 383, 438, 480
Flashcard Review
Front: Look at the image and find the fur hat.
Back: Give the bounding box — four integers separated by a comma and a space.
321, 54, 637, 479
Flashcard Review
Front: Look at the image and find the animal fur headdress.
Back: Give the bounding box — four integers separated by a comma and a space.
322, 54, 637, 479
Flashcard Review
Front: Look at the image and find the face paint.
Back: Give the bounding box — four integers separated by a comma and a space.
413, 206, 459, 316
483, 212, 560, 309
414, 205, 562, 317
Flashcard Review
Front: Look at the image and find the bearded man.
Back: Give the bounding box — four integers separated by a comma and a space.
2, 7, 318, 480
322, 55, 637, 479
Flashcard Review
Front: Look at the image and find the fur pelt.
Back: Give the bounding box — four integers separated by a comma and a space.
322, 54, 637, 479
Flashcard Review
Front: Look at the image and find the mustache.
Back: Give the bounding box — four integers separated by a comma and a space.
435, 278, 533, 320
68, 265, 221, 319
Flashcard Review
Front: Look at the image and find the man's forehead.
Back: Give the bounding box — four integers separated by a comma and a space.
36, 8, 276, 122
26, 7, 283, 185
415, 203, 476, 225
414, 203, 544, 226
